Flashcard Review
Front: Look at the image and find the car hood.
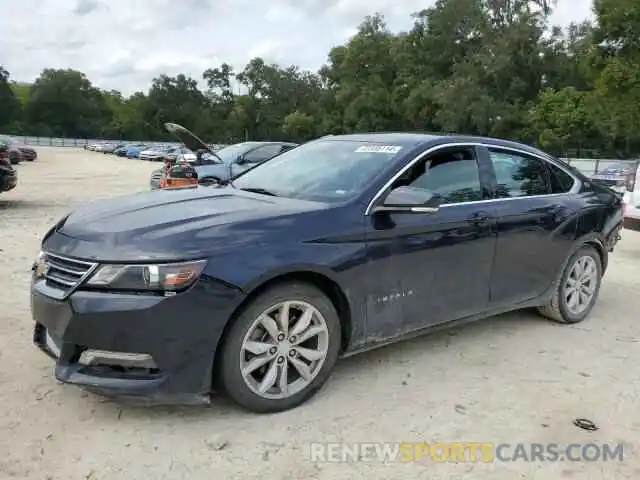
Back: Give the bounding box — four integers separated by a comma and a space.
45, 186, 326, 261
165, 122, 211, 154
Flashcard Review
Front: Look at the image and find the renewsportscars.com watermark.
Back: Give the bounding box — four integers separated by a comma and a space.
309, 442, 624, 463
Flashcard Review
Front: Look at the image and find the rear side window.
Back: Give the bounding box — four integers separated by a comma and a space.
489, 149, 550, 198
547, 163, 575, 193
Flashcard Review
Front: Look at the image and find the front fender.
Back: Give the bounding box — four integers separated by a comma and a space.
203, 241, 362, 295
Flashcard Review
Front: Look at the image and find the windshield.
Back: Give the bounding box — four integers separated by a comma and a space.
232, 139, 405, 202
215, 143, 261, 162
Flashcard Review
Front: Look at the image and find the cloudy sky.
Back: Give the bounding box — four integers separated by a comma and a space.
2, 0, 593, 95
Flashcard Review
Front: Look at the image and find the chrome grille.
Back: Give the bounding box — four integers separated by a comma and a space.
43, 253, 97, 293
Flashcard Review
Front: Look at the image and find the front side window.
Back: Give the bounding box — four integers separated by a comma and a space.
392, 148, 483, 204
243, 144, 284, 163
215, 143, 261, 163
232, 139, 406, 202
489, 149, 550, 198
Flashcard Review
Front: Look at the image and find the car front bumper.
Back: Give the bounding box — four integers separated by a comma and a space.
31, 274, 245, 405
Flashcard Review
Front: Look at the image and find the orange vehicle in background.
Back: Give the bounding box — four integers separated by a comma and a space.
159, 157, 199, 189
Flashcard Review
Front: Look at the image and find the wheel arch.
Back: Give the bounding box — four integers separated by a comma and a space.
576, 234, 608, 274
212, 269, 354, 380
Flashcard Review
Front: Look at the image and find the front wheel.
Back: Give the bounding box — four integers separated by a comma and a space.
218, 282, 341, 413
537, 245, 602, 324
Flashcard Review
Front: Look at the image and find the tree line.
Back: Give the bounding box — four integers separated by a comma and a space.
1, 0, 638, 157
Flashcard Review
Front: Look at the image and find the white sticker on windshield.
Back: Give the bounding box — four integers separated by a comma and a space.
354, 145, 402, 154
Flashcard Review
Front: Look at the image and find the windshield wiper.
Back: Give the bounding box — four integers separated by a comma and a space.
239, 187, 279, 197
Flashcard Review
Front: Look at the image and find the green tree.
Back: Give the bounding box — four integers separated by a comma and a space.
0, 66, 22, 133
25, 69, 110, 137
282, 111, 316, 141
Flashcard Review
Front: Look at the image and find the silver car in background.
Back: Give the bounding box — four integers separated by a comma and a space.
149, 123, 297, 189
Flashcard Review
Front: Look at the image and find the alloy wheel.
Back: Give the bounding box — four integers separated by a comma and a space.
240, 301, 330, 400
564, 255, 598, 315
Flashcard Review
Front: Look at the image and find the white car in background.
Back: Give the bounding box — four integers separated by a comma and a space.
93, 143, 111, 152
139, 145, 173, 161
624, 162, 640, 219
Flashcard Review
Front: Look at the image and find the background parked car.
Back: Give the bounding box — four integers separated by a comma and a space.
0, 135, 37, 163
118, 144, 148, 158
150, 123, 297, 189
101, 143, 126, 154
590, 161, 635, 193
163, 146, 189, 163
139, 145, 174, 161
113, 145, 130, 156
0, 141, 18, 193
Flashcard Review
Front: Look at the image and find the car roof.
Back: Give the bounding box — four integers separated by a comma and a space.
323, 132, 555, 160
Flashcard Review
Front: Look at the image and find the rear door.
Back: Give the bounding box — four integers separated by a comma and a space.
478, 146, 578, 307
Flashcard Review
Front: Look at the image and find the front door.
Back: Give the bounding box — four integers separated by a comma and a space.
363, 146, 498, 341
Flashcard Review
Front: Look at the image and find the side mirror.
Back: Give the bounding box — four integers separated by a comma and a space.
235, 155, 248, 164
372, 186, 443, 214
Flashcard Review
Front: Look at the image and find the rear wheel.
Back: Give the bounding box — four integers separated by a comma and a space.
537, 245, 602, 324
219, 282, 341, 413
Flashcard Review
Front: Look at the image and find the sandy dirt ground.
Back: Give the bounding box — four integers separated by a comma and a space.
1, 147, 639, 480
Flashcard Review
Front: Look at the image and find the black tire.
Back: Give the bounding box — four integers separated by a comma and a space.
218, 282, 341, 413
537, 245, 602, 324
199, 177, 219, 186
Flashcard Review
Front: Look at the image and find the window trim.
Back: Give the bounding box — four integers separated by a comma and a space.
365, 142, 580, 216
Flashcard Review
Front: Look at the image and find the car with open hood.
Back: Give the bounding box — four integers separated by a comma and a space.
31, 132, 623, 413
149, 123, 297, 189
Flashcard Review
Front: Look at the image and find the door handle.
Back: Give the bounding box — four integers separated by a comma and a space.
467, 211, 492, 225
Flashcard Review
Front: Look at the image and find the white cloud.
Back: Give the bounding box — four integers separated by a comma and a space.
1, 0, 593, 95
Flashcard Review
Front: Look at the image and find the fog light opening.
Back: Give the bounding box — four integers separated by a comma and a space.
78, 350, 157, 370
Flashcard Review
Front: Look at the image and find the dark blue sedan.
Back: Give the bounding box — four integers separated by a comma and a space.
31, 133, 624, 413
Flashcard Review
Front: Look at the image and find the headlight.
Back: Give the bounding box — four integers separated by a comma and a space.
85, 260, 207, 292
